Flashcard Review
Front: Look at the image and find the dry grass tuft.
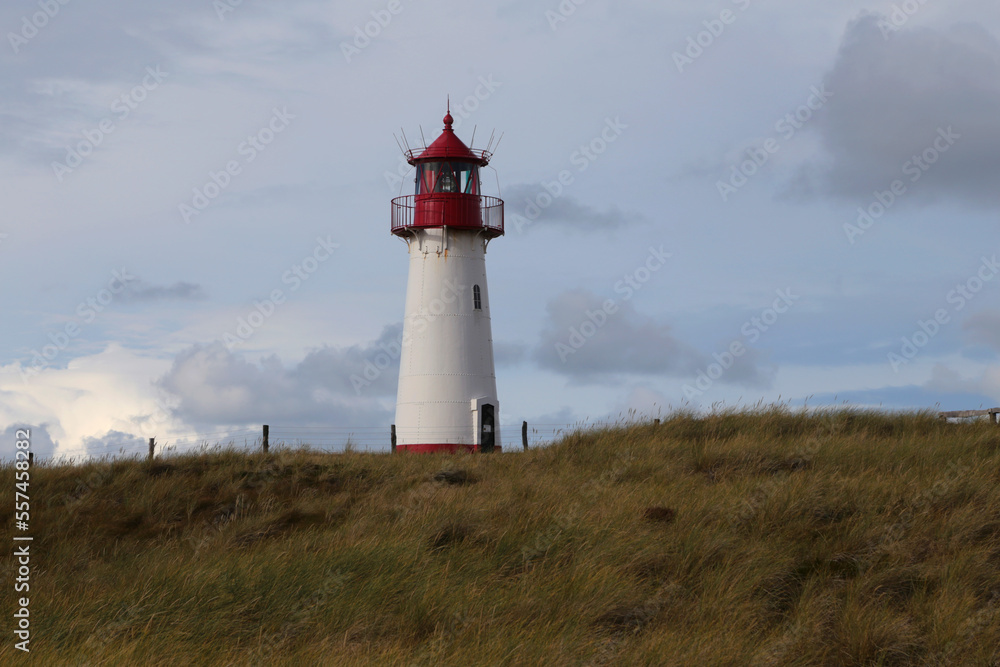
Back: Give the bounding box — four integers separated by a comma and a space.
642, 506, 677, 524
432, 469, 476, 486
3, 407, 1000, 665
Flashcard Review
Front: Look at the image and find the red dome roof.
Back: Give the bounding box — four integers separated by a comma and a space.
405, 112, 492, 166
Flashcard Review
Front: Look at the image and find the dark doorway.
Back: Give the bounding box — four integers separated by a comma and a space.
480, 404, 495, 453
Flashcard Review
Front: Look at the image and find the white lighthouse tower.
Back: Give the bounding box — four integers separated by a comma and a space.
390, 109, 504, 453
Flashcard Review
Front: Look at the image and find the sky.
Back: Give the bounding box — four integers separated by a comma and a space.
2, 0, 1000, 460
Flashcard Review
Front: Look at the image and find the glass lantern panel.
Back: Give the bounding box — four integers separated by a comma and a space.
435, 163, 458, 193
416, 162, 480, 195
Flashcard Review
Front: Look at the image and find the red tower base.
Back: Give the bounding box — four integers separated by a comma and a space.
395, 443, 501, 454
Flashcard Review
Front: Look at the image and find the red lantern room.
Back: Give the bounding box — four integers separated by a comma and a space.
391, 111, 504, 238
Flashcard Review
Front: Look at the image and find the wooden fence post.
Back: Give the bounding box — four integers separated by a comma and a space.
28, 452, 33, 467
263, 425, 269, 454
148, 437, 155, 460
521, 421, 528, 451
391, 424, 397, 453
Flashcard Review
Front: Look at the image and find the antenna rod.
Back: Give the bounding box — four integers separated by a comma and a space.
419, 125, 427, 148
400, 128, 412, 153
470, 125, 477, 149
491, 132, 505, 155
393, 133, 406, 156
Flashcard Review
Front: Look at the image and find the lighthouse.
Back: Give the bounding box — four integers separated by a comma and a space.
390, 109, 504, 453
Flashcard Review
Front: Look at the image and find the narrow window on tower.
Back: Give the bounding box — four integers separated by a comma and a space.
473, 285, 482, 310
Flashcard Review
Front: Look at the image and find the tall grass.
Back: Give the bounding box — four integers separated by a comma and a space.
2, 407, 999, 665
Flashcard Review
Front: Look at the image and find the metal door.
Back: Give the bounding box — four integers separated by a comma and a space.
480, 404, 495, 453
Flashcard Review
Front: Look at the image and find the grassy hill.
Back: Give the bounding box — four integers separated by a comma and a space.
3, 408, 1000, 666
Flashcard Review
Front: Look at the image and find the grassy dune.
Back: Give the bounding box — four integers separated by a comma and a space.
3, 408, 1000, 665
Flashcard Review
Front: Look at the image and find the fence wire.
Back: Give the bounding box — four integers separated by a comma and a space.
23, 423, 583, 464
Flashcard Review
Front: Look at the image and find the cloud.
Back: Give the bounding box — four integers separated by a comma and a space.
81, 429, 147, 458
807, 361, 1000, 412
923, 362, 1000, 405
963, 310, 1000, 352
1, 423, 58, 462
801, 381, 997, 412
785, 14, 1000, 206
493, 341, 529, 366
156, 331, 401, 429
526, 405, 580, 427
503, 183, 642, 231
119, 280, 207, 303
291, 324, 403, 398
0, 345, 187, 456
612, 384, 673, 420
533, 289, 773, 386
0, 4, 180, 161
0, 1, 344, 162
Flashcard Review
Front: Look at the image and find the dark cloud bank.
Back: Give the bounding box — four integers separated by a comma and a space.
787, 14, 1000, 208
533, 289, 774, 388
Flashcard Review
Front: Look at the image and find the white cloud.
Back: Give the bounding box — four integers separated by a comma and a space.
156, 339, 394, 430
0, 344, 181, 459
